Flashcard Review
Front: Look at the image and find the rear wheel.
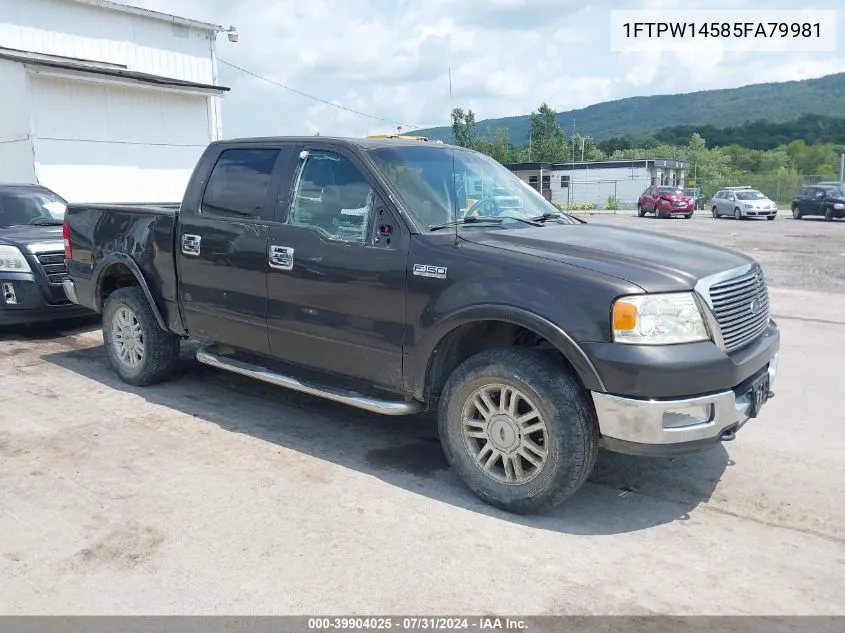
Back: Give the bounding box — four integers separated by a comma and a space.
684, 213, 692, 219
102, 286, 181, 386
438, 347, 599, 515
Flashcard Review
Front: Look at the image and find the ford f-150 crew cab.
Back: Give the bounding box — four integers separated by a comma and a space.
62, 137, 780, 514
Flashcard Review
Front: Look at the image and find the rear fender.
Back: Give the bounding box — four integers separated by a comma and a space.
95, 254, 170, 333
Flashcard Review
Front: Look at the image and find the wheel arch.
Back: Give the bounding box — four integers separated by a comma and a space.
95, 254, 168, 332
412, 304, 606, 404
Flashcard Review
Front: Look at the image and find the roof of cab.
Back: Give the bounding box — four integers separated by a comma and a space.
211, 136, 461, 151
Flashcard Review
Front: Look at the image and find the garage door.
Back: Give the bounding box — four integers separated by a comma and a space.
29, 74, 213, 203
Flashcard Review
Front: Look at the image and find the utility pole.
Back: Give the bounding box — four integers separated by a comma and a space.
840, 153, 844, 185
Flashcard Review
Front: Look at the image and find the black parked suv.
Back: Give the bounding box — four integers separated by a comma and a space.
0, 184, 92, 325
62, 137, 780, 514
791, 185, 845, 221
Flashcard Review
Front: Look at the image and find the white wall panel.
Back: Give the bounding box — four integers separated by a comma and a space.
33, 138, 204, 203
29, 75, 211, 203
0, 0, 215, 84
0, 141, 37, 183
29, 75, 211, 145
0, 60, 31, 142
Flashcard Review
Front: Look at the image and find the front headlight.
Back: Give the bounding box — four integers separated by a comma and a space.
612, 292, 710, 345
834, 203, 845, 210
0, 245, 31, 273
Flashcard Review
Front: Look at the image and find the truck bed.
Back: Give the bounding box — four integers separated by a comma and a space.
64, 201, 183, 332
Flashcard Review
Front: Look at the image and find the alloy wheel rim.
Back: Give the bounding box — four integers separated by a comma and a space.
461, 383, 549, 485
111, 306, 145, 368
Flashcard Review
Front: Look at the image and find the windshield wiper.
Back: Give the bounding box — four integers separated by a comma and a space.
528, 212, 585, 225
28, 217, 64, 226
428, 216, 505, 231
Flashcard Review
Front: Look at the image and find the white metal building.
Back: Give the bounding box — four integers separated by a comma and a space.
505, 159, 690, 209
0, 0, 231, 203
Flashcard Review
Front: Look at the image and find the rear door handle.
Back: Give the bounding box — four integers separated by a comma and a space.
181, 234, 201, 256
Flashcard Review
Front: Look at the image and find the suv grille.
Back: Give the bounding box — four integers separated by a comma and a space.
35, 251, 69, 284
708, 267, 770, 353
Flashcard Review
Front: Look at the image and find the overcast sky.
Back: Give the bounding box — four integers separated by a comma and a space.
129, 0, 844, 139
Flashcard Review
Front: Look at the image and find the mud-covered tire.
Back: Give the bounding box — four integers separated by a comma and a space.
437, 347, 599, 515
102, 286, 180, 386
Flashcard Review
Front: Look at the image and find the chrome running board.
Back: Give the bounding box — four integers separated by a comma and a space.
195, 346, 423, 416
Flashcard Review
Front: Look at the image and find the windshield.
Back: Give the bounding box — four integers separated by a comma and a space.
823, 186, 845, 197
0, 190, 67, 227
367, 145, 580, 229
657, 188, 684, 196
682, 188, 698, 196
735, 190, 766, 200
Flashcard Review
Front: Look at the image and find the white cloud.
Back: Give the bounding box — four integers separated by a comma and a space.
124, 0, 844, 138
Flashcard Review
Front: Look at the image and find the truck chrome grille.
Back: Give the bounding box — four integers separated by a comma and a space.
708, 266, 770, 353
35, 251, 69, 284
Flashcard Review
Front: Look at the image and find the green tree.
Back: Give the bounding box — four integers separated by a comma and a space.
451, 108, 477, 149
527, 103, 568, 162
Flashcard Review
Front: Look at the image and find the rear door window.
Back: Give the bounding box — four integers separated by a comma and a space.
202, 148, 281, 217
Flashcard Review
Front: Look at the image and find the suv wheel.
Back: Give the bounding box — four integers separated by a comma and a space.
792, 205, 802, 219
825, 207, 834, 222
102, 286, 181, 386
438, 348, 598, 515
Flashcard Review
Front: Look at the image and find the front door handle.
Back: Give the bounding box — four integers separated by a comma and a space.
268, 244, 294, 270
181, 234, 201, 256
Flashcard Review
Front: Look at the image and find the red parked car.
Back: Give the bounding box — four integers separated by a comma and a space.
637, 186, 695, 218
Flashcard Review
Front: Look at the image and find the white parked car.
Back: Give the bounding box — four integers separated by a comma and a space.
711, 187, 778, 220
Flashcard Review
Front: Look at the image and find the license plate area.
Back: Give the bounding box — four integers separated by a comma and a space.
747, 372, 770, 418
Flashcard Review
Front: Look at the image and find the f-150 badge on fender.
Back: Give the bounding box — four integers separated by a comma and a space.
413, 264, 447, 279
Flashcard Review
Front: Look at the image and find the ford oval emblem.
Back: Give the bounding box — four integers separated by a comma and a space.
749, 299, 759, 315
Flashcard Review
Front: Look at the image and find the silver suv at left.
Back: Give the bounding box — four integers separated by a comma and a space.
711, 187, 778, 220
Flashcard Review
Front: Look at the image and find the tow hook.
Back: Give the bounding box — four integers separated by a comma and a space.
720, 428, 737, 442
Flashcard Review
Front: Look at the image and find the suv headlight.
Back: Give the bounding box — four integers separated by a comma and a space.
612, 292, 710, 345
0, 245, 31, 273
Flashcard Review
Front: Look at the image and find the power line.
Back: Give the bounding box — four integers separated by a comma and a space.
219, 59, 436, 130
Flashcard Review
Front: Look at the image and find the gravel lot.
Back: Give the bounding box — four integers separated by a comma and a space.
1, 214, 844, 616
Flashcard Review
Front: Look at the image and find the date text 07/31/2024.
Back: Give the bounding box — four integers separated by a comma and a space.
306, 616, 528, 630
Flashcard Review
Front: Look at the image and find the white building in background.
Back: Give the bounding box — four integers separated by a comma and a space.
0, 0, 234, 203
505, 159, 690, 209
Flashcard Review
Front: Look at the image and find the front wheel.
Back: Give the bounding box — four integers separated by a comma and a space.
825, 207, 834, 222
734, 208, 743, 220
438, 348, 599, 515
102, 286, 181, 386
684, 213, 692, 219
637, 204, 645, 217
712, 206, 719, 218
792, 205, 802, 219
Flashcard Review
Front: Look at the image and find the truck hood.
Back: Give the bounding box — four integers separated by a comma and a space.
0, 225, 63, 247
462, 223, 753, 292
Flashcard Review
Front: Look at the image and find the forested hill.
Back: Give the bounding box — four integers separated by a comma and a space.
410, 73, 845, 144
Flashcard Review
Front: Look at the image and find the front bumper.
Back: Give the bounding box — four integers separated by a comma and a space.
0, 273, 93, 326
592, 353, 778, 456
741, 208, 778, 218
